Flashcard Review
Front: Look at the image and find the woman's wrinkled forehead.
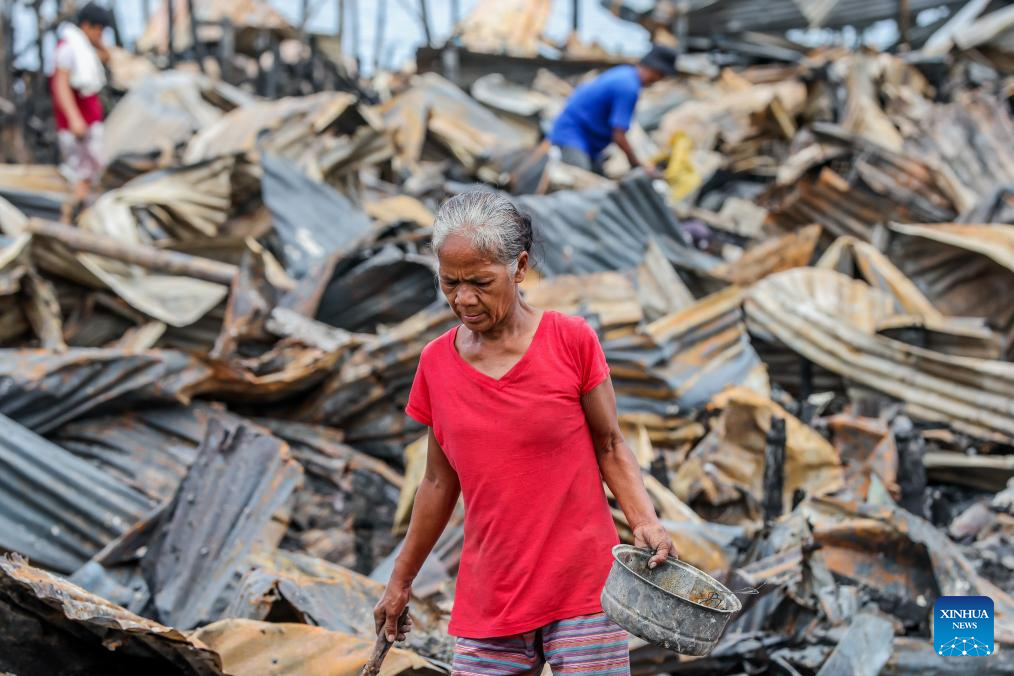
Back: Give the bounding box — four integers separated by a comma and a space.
437, 232, 504, 273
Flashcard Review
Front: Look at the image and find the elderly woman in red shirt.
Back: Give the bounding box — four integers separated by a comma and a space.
375, 190, 675, 675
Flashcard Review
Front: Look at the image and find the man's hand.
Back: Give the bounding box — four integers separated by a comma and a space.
633, 522, 677, 569
640, 163, 662, 180
373, 580, 414, 642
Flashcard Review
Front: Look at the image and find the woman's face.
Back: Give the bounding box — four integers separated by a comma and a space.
437, 232, 528, 333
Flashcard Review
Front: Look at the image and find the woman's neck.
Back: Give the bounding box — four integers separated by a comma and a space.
473, 299, 535, 344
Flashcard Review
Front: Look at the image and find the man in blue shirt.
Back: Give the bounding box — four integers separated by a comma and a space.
549, 44, 678, 174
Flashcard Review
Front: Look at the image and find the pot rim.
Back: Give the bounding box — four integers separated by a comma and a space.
609, 544, 742, 614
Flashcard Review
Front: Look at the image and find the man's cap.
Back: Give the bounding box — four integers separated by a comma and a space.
640, 44, 679, 77
78, 3, 114, 27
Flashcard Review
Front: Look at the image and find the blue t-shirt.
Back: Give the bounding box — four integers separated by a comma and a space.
549, 65, 641, 159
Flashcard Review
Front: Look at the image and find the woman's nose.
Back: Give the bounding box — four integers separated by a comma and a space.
456, 285, 478, 306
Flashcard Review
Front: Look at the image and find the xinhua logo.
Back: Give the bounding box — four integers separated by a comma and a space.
934, 596, 994, 657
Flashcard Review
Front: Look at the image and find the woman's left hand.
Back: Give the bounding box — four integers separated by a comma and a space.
633, 522, 676, 569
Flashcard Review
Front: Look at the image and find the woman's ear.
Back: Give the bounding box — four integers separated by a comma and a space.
514, 251, 529, 284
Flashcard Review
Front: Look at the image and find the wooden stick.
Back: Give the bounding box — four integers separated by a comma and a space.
28, 219, 238, 285
361, 607, 409, 676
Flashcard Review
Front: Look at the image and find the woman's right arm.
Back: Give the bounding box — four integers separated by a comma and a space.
374, 429, 460, 641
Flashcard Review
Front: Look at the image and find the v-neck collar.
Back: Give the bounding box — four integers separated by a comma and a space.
448, 311, 551, 389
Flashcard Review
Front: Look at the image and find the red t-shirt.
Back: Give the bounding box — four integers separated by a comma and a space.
406, 310, 619, 638
49, 38, 104, 131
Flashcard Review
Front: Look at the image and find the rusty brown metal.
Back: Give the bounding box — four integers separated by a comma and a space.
746, 267, 1014, 442
0, 554, 222, 675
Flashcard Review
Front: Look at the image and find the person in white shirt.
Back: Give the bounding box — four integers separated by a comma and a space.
49, 3, 111, 209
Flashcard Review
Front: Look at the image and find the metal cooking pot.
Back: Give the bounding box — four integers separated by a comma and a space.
601, 544, 742, 655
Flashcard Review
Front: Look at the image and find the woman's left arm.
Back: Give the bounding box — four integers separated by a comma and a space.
583, 377, 676, 568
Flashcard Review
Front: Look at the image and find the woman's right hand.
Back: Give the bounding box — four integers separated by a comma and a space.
373, 580, 414, 642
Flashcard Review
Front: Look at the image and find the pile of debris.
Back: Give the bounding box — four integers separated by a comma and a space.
1, 0, 1014, 673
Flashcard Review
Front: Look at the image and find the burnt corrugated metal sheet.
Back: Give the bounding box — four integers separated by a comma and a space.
227, 550, 453, 662
192, 618, 435, 676
0, 414, 154, 573
282, 233, 439, 335
255, 418, 404, 571
0, 165, 70, 221
606, 286, 768, 416
0, 348, 211, 433
379, 72, 535, 172
515, 173, 717, 277
142, 420, 303, 629
745, 267, 1014, 442
50, 404, 219, 502
0, 554, 222, 675
311, 248, 439, 333
802, 496, 1014, 643
904, 92, 1014, 212
606, 0, 968, 37
298, 304, 458, 462
765, 125, 958, 240
887, 223, 1014, 359
261, 154, 372, 279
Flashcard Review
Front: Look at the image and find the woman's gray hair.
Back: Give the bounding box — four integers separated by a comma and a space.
432, 190, 533, 273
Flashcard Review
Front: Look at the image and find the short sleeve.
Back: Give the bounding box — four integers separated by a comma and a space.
405, 354, 433, 426
54, 42, 75, 72
607, 83, 638, 132
577, 319, 610, 394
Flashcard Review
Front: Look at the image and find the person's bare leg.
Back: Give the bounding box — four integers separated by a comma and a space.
69, 179, 91, 222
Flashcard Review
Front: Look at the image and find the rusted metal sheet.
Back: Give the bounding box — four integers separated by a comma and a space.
605, 286, 769, 417
515, 173, 716, 277
137, 0, 297, 57
903, 92, 1014, 212
0, 413, 154, 573
255, 418, 404, 570
142, 420, 303, 629
455, 0, 552, 57
745, 267, 1014, 442
672, 387, 844, 525
711, 224, 820, 286
50, 404, 219, 502
0, 348, 210, 433
378, 73, 536, 174
0, 554, 222, 675
192, 618, 436, 676
826, 415, 900, 503
102, 71, 254, 165
765, 124, 958, 240
0, 164, 71, 220
887, 222, 1014, 359
227, 550, 453, 662
297, 304, 458, 462
802, 496, 1014, 643
193, 249, 355, 403
184, 92, 389, 183
262, 154, 373, 279
819, 234, 1003, 359
524, 270, 645, 329
606, 0, 968, 37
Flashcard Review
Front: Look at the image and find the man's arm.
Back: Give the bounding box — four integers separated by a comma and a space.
53, 68, 87, 139
612, 127, 644, 169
